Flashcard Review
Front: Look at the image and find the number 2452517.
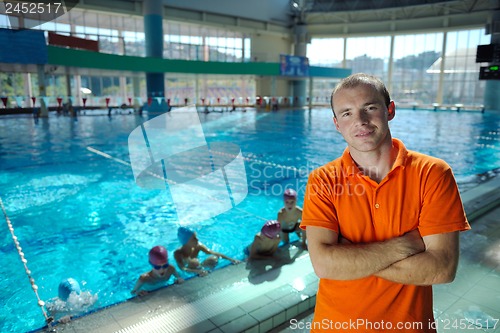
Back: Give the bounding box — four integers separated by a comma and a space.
4, 2, 62, 15
441, 318, 499, 330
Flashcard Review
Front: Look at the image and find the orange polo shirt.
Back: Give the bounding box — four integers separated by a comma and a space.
301, 138, 470, 332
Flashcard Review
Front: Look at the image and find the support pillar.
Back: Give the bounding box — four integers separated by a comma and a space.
293, 24, 308, 108
65, 72, 71, 98
387, 35, 395, 94
436, 32, 447, 105
64, 69, 73, 114
119, 76, 127, 105
132, 76, 141, 110
144, 0, 166, 112
23, 73, 32, 107
308, 77, 313, 109
37, 64, 48, 117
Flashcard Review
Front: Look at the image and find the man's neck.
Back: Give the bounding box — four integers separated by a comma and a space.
350, 139, 397, 183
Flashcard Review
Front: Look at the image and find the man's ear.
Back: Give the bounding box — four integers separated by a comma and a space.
388, 101, 396, 120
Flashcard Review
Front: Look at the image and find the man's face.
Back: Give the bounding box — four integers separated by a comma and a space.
332, 85, 395, 154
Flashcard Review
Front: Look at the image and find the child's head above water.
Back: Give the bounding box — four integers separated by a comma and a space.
261, 220, 281, 239
58, 278, 81, 301
283, 188, 297, 200
149, 245, 168, 269
177, 227, 195, 245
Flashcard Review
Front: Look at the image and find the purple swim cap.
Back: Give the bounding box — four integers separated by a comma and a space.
149, 245, 168, 266
283, 188, 297, 200
261, 220, 281, 239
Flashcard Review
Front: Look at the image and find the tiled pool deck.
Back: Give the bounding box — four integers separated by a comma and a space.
39, 177, 500, 333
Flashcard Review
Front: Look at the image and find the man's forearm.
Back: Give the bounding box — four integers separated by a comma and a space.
375, 232, 459, 285
309, 230, 425, 280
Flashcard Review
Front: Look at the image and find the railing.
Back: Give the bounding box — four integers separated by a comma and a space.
0, 95, 490, 114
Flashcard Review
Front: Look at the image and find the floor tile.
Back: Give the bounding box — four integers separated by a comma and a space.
210, 307, 247, 327
462, 285, 500, 313
219, 314, 259, 333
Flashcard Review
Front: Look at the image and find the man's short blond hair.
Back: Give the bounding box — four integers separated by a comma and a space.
330, 73, 391, 117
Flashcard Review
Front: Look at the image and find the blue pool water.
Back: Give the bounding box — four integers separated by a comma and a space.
1, 108, 499, 332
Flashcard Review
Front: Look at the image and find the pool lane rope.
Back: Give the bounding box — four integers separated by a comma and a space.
0, 196, 55, 331
87, 146, 270, 222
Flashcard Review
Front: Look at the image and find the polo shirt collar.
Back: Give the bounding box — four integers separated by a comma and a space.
340, 148, 361, 176
391, 138, 409, 171
340, 138, 409, 176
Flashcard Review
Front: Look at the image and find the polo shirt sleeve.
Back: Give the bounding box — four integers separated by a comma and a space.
300, 167, 340, 233
418, 164, 470, 237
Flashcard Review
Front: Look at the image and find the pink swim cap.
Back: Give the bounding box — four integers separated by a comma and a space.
261, 220, 281, 239
149, 245, 168, 265
283, 188, 297, 200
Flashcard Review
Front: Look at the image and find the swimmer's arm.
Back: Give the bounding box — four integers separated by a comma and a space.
200, 244, 241, 264
171, 267, 185, 283
173, 250, 186, 270
131, 274, 147, 295
306, 226, 425, 280
270, 237, 280, 253
276, 209, 284, 221
295, 207, 303, 224
374, 231, 459, 285
173, 249, 207, 275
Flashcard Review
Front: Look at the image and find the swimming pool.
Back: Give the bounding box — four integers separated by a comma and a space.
1, 108, 499, 332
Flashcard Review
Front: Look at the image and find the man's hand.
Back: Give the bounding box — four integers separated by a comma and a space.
399, 229, 426, 257
375, 231, 460, 285
338, 229, 424, 254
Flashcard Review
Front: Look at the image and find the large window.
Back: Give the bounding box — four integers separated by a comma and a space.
393, 33, 443, 105
309, 28, 489, 107
164, 23, 246, 62
346, 36, 391, 81
307, 38, 344, 67
0, 14, 15, 28
442, 29, 490, 105
123, 30, 145, 57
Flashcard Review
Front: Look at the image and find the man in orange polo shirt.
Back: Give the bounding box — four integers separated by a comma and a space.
300, 73, 470, 332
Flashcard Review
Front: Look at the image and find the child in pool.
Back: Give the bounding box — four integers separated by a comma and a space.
277, 188, 306, 248
245, 220, 281, 260
131, 245, 184, 296
46, 277, 98, 323
174, 227, 241, 277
